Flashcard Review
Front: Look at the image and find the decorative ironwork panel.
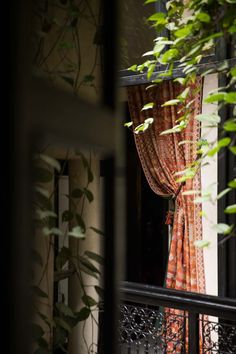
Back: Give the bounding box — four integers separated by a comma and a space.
119, 303, 186, 353
202, 318, 236, 354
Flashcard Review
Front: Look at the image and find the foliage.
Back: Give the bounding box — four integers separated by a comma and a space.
126, 0, 236, 246
31, 1, 103, 352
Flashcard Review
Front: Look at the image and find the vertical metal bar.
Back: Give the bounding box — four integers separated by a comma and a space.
188, 312, 199, 354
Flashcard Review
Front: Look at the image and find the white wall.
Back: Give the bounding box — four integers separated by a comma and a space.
201, 73, 218, 296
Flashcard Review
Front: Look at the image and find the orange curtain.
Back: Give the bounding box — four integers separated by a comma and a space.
127, 78, 206, 352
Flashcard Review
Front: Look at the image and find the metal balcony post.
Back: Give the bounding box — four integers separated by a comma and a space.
188, 312, 199, 354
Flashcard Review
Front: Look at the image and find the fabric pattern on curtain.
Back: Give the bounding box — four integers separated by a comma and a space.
127, 78, 206, 352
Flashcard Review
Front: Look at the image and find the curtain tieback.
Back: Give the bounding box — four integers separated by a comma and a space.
165, 210, 174, 225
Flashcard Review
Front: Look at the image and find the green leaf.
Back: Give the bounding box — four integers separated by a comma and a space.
36, 210, 57, 219
31, 323, 44, 340
218, 137, 231, 147
34, 186, 50, 199
194, 195, 211, 203
56, 302, 75, 318
34, 167, 53, 183
223, 119, 236, 131
196, 12, 211, 23
60, 75, 74, 87
216, 188, 231, 200
71, 188, 83, 198
95, 286, 104, 299
144, 0, 158, 3
224, 92, 236, 103
56, 246, 70, 270
212, 223, 234, 235
79, 257, 100, 274
174, 25, 192, 38
174, 77, 186, 85
76, 214, 86, 231
194, 240, 210, 248
80, 264, 99, 279
225, 204, 236, 214
62, 210, 73, 222
37, 154, 61, 172
134, 122, 149, 134
228, 179, 236, 188
54, 317, 72, 333
145, 118, 154, 124
141, 102, 154, 111
230, 67, 236, 77
124, 121, 133, 128
89, 227, 104, 236
147, 63, 156, 79
160, 49, 179, 64
32, 286, 48, 298
75, 307, 91, 321
82, 295, 97, 307
148, 12, 166, 23
161, 99, 180, 107
177, 87, 190, 100
85, 251, 104, 265
42, 227, 62, 236
229, 146, 236, 155
127, 64, 137, 72
83, 188, 93, 202
204, 92, 226, 103
68, 226, 85, 239
196, 114, 221, 124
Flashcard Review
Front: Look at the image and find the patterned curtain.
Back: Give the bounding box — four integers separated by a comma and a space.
127, 78, 206, 352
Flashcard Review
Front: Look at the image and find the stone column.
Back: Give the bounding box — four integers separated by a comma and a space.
68, 153, 101, 354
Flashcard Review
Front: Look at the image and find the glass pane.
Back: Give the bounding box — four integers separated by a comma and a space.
120, 0, 156, 70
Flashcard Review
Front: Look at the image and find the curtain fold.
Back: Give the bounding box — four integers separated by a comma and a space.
127, 78, 205, 295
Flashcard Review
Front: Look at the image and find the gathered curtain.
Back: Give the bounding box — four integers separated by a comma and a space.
127, 77, 205, 295
127, 78, 206, 352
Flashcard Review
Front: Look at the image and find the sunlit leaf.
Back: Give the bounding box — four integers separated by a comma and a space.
124, 121, 133, 128
216, 188, 231, 200
204, 92, 226, 103
228, 179, 236, 188
196, 114, 221, 124
196, 12, 211, 23
42, 227, 62, 236
68, 226, 85, 239
212, 223, 234, 234
141, 103, 154, 111
229, 146, 236, 155
37, 154, 61, 172
161, 99, 180, 107
194, 240, 210, 248
224, 92, 236, 103
225, 204, 236, 214
223, 119, 236, 131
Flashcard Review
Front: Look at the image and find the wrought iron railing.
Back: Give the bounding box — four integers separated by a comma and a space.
119, 282, 236, 354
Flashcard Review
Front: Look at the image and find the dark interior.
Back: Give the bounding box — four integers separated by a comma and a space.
125, 115, 169, 287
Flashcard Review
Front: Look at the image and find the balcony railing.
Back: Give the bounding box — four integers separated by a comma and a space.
119, 282, 236, 354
